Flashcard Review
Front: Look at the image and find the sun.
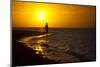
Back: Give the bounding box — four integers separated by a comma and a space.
38, 12, 45, 20
39, 13, 45, 19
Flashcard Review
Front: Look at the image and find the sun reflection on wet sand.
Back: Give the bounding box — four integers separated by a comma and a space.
33, 44, 45, 55
18, 33, 82, 62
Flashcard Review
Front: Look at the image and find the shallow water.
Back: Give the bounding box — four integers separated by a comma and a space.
18, 28, 96, 62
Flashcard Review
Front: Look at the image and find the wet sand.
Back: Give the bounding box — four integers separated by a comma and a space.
12, 28, 96, 66
12, 30, 57, 66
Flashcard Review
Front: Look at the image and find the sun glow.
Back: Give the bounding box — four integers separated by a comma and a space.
12, 2, 96, 28
38, 11, 45, 20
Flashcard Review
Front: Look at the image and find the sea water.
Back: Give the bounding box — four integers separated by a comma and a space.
18, 28, 96, 62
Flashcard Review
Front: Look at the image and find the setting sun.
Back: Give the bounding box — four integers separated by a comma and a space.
12, 2, 96, 28
12, 0, 96, 66
38, 12, 45, 20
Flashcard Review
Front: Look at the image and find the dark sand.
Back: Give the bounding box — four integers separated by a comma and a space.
12, 30, 57, 66
12, 28, 96, 66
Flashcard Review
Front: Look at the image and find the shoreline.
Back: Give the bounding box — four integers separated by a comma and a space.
12, 30, 57, 66
12, 28, 96, 66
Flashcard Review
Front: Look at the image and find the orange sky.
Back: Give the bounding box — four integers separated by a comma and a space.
12, 0, 96, 28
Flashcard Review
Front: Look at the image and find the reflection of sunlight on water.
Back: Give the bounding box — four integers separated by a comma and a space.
18, 32, 80, 62
19, 36, 80, 62
36, 40, 48, 44
32, 44, 45, 55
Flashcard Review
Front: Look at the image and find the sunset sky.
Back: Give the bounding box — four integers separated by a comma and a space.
12, 0, 96, 28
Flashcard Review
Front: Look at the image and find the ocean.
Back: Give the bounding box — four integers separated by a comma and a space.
16, 28, 96, 63
13, 28, 96, 63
